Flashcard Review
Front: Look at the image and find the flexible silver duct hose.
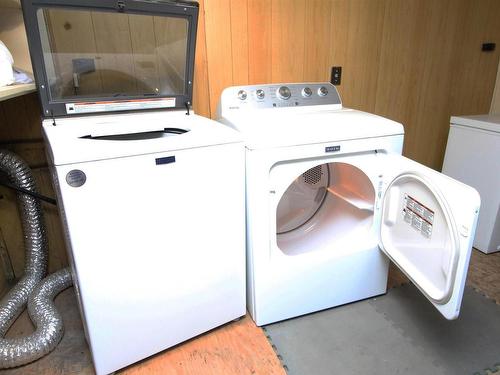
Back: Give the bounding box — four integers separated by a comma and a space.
0, 268, 72, 367
0, 150, 48, 335
0, 150, 72, 367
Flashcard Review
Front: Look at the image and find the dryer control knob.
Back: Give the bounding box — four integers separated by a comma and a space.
256, 89, 265, 100
318, 86, 329, 97
237, 90, 247, 100
277, 86, 291, 100
302, 87, 312, 97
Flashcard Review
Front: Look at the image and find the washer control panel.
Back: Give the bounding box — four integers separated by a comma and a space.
221, 83, 342, 111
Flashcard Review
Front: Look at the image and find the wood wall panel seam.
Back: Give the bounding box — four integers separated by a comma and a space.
247, 0, 272, 85
193, 0, 211, 117
491, 60, 500, 114
271, 0, 307, 83
303, 0, 333, 82
229, 0, 249, 86
328, 0, 350, 106
204, 0, 234, 118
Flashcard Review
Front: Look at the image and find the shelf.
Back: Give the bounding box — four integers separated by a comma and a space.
327, 186, 374, 211
0, 83, 36, 102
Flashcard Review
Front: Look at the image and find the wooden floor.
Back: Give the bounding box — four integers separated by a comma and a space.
119, 315, 285, 375
4, 294, 286, 375
3, 249, 500, 375
466, 249, 500, 304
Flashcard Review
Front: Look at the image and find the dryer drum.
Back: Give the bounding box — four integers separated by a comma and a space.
302, 165, 324, 185
276, 164, 330, 234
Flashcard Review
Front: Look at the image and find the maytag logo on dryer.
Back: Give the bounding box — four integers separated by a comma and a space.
325, 145, 341, 153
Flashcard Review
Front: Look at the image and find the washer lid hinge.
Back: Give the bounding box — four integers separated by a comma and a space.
51, 110, 56, 126
117, 0, 125, 12
185, 101, 191, 115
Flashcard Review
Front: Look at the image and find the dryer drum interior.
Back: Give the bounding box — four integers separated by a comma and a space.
276, 162, 376, 256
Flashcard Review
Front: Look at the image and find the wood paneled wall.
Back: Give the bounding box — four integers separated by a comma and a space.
194, 0, 500, 170
491, 60, 500, 114
1, 1, 500, 290
0, 6, 32, 74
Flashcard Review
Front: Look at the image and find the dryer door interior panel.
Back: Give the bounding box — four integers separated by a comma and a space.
379, 155, 480, 320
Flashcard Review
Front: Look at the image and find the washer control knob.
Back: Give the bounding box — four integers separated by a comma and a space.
302, 87, 312, 97
277, 86, 292, 100
318, 86, 329, 97
256, 89, 265, 100
237, 90, 247, 100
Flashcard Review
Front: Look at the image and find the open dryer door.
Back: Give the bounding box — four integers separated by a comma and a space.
379, 155, 480, 320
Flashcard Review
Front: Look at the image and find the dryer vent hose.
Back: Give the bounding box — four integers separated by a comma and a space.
0, 149, 72, 368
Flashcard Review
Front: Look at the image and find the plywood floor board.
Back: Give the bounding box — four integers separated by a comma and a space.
2, 297, 286, 375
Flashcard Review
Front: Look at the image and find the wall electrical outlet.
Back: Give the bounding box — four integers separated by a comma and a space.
331, 66, 342, 85
482, 42, 496, 52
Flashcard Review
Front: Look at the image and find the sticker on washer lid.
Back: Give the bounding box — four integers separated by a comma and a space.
65, 98, 176, 114
402, 194, 434, 238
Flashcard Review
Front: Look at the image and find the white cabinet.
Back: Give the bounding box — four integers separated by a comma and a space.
443, 115, 500, 253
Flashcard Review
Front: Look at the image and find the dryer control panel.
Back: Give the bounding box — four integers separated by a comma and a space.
218, 83, 342, 112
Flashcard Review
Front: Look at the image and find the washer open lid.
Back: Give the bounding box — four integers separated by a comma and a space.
22, 0, 198, 117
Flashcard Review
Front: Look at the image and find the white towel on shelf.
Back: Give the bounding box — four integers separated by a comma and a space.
13, 68, 34, 84
0, 40, 15, 87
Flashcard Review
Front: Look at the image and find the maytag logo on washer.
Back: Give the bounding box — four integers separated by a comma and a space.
66, 170, 86, 187
325, 145, 341, 153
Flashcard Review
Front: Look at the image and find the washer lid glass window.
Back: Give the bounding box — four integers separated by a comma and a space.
22, 0, 199, 116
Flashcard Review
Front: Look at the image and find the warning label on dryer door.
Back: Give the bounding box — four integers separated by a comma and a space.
402, 194, 434, 238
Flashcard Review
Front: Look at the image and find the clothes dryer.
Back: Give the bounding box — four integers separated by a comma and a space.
217, 83, 480, 326
23, 2, 246, 374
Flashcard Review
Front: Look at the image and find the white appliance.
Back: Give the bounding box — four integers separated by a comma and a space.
217, 83, 480, 326
443, 115, 500, 253
23, 2, 246, 374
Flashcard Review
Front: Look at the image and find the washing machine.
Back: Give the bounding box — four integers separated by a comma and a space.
217, 83, 480, 326
23, 1, 246, 374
